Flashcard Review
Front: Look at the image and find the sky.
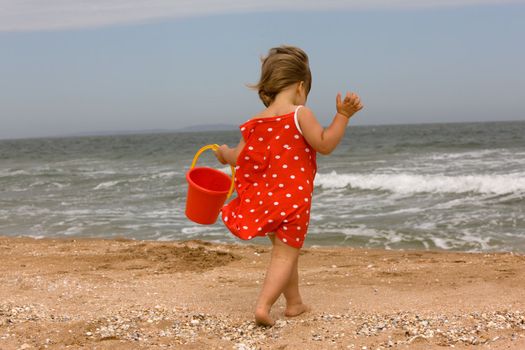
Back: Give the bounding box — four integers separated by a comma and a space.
1, 0, 524, 139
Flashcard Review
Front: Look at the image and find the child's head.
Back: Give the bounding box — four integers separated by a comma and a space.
253, 46, 312, 107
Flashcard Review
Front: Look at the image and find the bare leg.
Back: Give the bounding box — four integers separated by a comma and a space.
254, 234, 300, 326
266, 235, 310, 317
283, 257, 310, 317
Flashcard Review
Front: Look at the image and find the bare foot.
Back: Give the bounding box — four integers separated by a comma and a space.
255, 308, 275, 327
284, 303, 310, 317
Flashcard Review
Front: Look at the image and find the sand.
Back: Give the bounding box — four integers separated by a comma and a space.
0, 236, 524, 350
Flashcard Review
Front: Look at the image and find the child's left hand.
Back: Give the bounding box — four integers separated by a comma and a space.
336, 92, 363, 119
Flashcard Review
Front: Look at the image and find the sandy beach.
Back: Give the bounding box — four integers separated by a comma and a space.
0, 236, 524, 349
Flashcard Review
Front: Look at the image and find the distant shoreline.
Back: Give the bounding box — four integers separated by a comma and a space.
1, 119, 524, 141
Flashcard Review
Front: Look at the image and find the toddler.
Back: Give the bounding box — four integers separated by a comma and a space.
214, 45, 363, 326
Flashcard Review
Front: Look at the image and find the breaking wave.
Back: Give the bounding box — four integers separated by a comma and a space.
315, 171, 525, 195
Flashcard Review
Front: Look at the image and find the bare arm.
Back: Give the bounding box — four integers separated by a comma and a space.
214, 138, 246, 166
298, 92, 363, 155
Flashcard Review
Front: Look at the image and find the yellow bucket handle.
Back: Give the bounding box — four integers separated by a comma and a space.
190, 144, 235, 199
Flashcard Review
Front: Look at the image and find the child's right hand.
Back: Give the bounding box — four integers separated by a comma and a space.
214, 145, 228, 165
336, 92, 363, 118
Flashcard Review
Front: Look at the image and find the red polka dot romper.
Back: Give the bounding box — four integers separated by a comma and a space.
221, 105, 317, 248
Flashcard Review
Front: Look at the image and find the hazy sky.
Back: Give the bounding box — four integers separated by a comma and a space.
1, 0, 524, 139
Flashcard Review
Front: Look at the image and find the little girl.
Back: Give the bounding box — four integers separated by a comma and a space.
214, 46, 363, 326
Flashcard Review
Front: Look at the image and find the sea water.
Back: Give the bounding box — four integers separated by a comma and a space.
1, 121, 524, 252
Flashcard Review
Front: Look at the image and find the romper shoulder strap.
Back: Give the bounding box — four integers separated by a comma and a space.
293, 105, 304, 135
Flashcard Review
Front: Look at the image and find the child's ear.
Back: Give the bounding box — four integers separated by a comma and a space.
297, 81, 304, 94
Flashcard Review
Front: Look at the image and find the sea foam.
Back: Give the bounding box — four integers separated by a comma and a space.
315, 171, 525, 195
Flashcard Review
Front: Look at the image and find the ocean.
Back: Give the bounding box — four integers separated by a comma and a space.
1, 121, 524, 253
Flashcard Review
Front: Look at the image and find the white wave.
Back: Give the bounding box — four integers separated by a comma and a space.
61, 209, 94, 216
15, 206, 52, 217
430, 237, 453, 250
460, 231, 494, 251
181, 226, 218, 235
93, 181, 121, 190
121, 224, 150, 231
315, 171, 525, 195
157, 234, 178, 241
61, 226, 84, 235
83, 170, 117, 177
50, 182, 68, 188
341, 226, 382, 238
151, 171, 180, 179
7, 187, 28, 192
25, 235, 45, 239
349, 207, 425, 219
141, 209, 180, 219
0, 169, 31, 177
413, 222, 436, 230
427, 149, 505, 161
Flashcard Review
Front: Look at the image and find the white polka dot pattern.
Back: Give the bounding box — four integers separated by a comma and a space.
221, 107, 317, 249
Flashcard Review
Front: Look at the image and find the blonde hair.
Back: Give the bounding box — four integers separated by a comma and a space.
252, 45, 312, 107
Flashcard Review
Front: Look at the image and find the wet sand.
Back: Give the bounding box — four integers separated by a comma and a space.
1, 236, 524, 349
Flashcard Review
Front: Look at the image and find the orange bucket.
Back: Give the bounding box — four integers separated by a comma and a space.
185, 144, 235, 225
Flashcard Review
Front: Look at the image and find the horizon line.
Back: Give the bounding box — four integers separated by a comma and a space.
1, 118, 523, 141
